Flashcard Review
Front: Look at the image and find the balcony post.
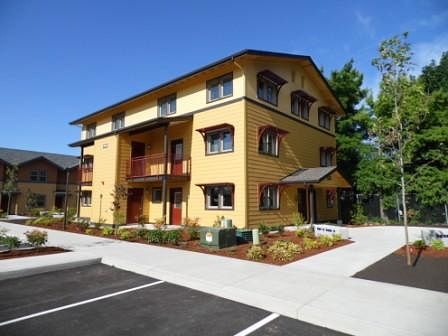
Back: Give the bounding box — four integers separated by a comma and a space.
161, 124, 169, 224
77, 146, 84, 217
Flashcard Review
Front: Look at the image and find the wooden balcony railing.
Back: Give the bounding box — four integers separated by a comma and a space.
127, 153, 191, 179
80, 167, 93, 185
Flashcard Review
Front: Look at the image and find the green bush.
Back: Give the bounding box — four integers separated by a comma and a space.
76, 219, 90, 230
431, 239, 445, 251
0, 235, 21, 249
268, 240, 302, 262
258, 223, 270, 235
302, 237, 319, 250
317, 235, 335, 248
277, 225, 284, 233
413, 239, 427, 249
30, 215, 60, 226
351, 204, 367, 225
136, 228, 149, 239
85, 228, 95, 235
0, 210, 6, 218
292, 212, 306, 226
163, 230, 182, 245
331, 234, 343, 242
296, 228, 314, 238
119, 230, 133, 241
102, 226, 114, 236
246, 245, 265, 260
147, 229, 164, 244
24, 230, 47, 247
187, 226, 200, 240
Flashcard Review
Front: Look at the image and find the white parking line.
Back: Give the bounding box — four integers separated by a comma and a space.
233, 313, 280, 336
0, 280, 165, 327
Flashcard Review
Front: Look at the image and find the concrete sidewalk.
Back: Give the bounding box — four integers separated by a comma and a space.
1, 221, 447, 336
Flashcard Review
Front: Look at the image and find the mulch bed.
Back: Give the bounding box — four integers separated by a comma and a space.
0, 247, 68, 260
17, 222, 352, 266
354, 245, 448, 293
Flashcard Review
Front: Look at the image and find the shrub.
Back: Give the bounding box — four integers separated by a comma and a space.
296, 228, 314, 239
85, 228, 95, 235
137, 214, 148, 227
292, 212, 306, 227
0, 235, 21, 249
137, 228, 149, 239
317, 235, 335, 248
331, 234, 343, 242
30, 215, 60, 226
431, 239, 445, 251
277, 225, 284, 233
413, 239, 427, 249
268, 240, 302, 262
102, 226, 114, 236
25, 230, 47, 247
351, 204, 367, 225
154, 217, 166, 230
184, 217, 200, 240
76, 219, 90, 231
0, 210, 6, 218
147, 229, 164, 244
246, 245, 265, 260
163, 230, 182, 245
119, 229, 136, 241
302, 237, 319, 250
258, 223, 270, 235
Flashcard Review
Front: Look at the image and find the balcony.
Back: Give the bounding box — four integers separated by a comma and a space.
80, 167, 93, 185
127, 153, 191, 182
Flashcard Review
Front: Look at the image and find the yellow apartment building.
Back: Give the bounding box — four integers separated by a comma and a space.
69, 50, 350, 228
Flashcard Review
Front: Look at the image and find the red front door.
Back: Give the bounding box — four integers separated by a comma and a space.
131, 142, 146, 177
170, 140, 183, 175
169, 188, 182, 225
126, 188, 143, 224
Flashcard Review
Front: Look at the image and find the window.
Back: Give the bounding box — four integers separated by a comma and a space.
112, 112, 125, 131
207, 73, 233, 102
257, 70, 287, 106
81, 191, 92, 207
152, 188, 162, 203
260, 185, 279, 210
318, 108, 332, 130
259, 129, 279, 156
326, 190, 335, 208
320, 148, 334, 167
36, 194, 46, 208
30, 169, 47, 183
291, 90, 316, 120
86, 123, 96, 139
82, 156, 93, 169
206, 129, 233, 154
205, 184, 233, 209
158, 94, 177, 117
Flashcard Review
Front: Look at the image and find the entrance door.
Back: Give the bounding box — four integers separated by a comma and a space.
126, 188, 143, 224
297, 189, 308, 222
55, 194, 65, 210
170, 139, 183, 175
131, 142, 146, 177
169, 188, 182, 225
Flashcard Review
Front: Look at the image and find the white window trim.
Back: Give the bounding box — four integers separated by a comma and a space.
207, 73, 233, 102
112, 112, 125, 131
259, 129, 279, 156
257, 78, 279, 106
158, 94, 177, 117
260, 185, 280, 210
206, 129, 233, 154
205, 185, 233, 210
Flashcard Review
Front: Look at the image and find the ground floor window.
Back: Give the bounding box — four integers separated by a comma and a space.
326, 189, 336, 208
205, 184, 234, 210
152, 188, 162, 203
81, 191, 92, 207
35, 194, 46, 208
259, 184, 279, 210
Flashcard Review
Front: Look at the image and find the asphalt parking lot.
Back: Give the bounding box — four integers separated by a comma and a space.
0, 264, 348, 336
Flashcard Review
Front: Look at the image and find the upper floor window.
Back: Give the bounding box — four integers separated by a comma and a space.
112, 112, 125, 131
257, 70, 287, 106
291, 90, 316, 120
320, 147, 334, 167
207, 73, 233, 102
259, 184, 280, 210
205, 184, 234, 210
258, 126, 288, 157
196, 123, 235, 155
159, 94, 177, 117
30, 169, 47, 183
318, 107, 333, 130
82, 156, 94, 169
86, 123, 96, 139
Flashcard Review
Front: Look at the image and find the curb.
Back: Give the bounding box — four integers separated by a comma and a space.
0, 252, 102, 281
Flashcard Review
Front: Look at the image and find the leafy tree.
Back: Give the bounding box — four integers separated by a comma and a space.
3, 165, 19, 216
371, 32, 417, 265
328, 60, 370, 185
420, 51, 448, 93
24, 190, 38, 214
110, 184, 128, 227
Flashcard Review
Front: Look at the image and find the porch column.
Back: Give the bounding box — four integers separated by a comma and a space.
77, 146, 84, 217
309, 186, 315, 224
161, 124, 169, 224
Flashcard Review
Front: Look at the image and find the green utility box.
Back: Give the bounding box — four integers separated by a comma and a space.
236, 229, 253, 243
200, 227, 236, 249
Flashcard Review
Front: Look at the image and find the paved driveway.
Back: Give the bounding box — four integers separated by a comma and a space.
1, 221, 447, 336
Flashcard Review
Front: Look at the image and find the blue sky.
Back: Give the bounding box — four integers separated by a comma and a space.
0, 0, 446, 155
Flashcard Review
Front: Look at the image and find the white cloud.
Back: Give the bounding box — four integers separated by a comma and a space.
355, 11, 375, 38
412, 34, 448, 74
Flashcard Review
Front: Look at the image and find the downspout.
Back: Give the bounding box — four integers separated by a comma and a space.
161, 124, 169, 224
77, 146, 84, 217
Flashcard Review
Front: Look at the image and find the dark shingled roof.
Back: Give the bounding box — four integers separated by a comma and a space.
280, 166, 337, 184
0, 147, 79, 169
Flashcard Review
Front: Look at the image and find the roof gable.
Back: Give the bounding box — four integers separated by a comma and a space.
0, 147, 79, 169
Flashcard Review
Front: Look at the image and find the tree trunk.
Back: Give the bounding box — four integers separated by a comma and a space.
379, 195, 387, 222
398, 124, 411, 266
6, 192, 11, 216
